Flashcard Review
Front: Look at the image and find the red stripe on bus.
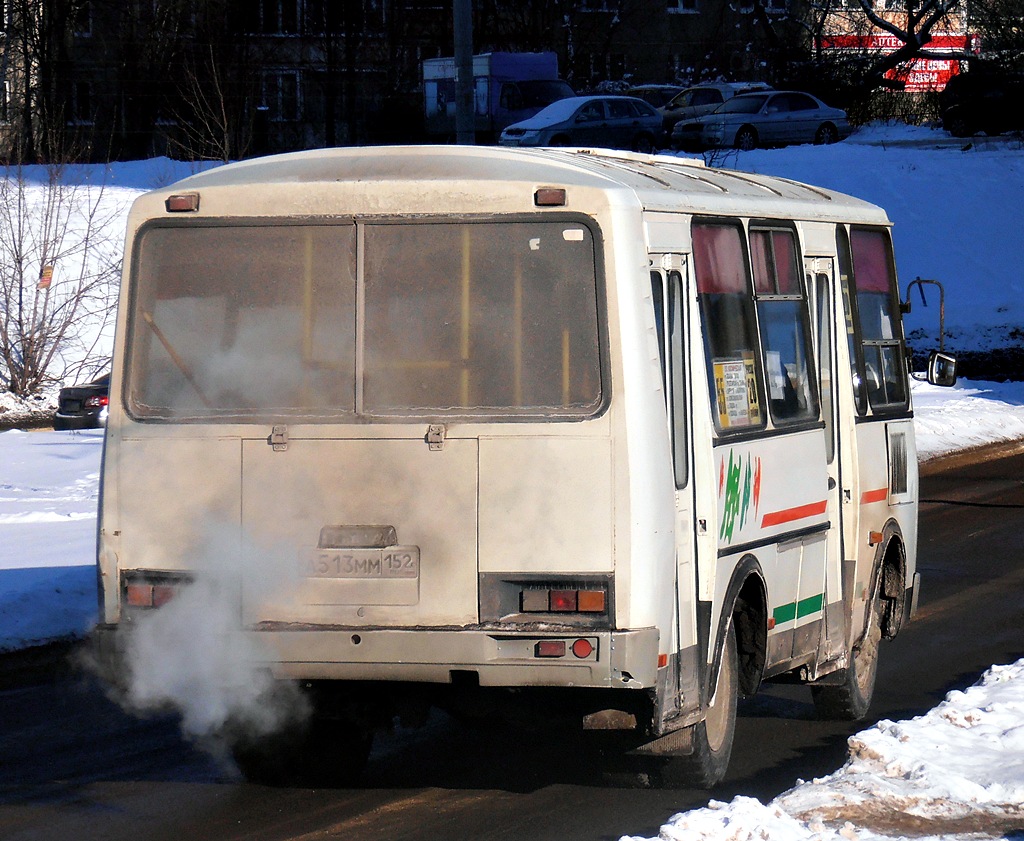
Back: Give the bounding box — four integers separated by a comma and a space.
861, 487, 889, 504
760, 500, 828, 528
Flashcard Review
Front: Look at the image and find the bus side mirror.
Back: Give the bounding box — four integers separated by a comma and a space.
927, 350, 957, 387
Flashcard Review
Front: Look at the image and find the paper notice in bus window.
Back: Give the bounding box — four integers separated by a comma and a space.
714, 358, 761, 429
766, 350, 786, 401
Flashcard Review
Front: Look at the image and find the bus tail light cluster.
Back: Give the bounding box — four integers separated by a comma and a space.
521, 587, 606, 614
125, 582, 178, 608
122, 571, 192, 613
534, 637, 596, 659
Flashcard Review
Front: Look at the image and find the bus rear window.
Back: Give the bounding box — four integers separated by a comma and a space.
126, 220, 603, 421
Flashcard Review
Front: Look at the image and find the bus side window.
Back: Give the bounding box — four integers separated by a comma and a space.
692, 220, 765, 433
650, 270, 667, 391
815, 273, 836, 465
836, 227, 867, 416
836, 226, 909, 414
651, 267, 688, 487
668, 269, 688, 488
749, 226, 818, 425
849, 228, 908, 410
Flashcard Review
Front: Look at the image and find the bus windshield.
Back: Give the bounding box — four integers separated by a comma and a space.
125, 220, 603, 422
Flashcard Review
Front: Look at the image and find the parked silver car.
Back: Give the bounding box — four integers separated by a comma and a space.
498, 95, 663, 153
660, 82, 772, 146
673, 90, 851, 151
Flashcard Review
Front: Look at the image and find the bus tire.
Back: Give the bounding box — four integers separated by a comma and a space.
812, 593, 882, 720
671, 623, 738, 788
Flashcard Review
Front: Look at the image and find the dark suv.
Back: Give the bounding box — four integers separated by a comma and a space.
940, 70, 1024, 138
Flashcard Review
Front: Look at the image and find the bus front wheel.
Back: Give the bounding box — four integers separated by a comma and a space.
812, 593, 882, 720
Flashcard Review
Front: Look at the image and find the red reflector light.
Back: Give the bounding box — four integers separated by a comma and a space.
125, 583, 153, 607
535, 640, 566, 658
84, 395, 109, 409
549, 590, 577, 612
165, 193, 200, 212
534, 187, 567, 207
577, 590, 606, 613
571, 638, 594, 659
151, 585, 177, 607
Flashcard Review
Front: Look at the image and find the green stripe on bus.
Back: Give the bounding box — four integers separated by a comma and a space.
797, 593, 824, 618
772, 593, 824, 626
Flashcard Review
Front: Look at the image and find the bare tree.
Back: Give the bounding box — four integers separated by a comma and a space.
809, 0, 970, 91
967, 0, 1024, 68
0, 163, 124, 396
172, 43, 258, 163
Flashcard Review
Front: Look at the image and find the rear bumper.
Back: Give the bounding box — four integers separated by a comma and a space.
53, 411, 105, 430
91, 623, 660, 690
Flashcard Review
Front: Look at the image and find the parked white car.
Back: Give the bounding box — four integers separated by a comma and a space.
499, 95, 663, 152
673, 90, 852, 151
660, 82, 773, 147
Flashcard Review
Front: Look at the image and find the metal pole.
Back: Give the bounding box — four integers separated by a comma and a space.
453, 0, 474, 145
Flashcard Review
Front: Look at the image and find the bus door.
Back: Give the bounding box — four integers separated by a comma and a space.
806, 257, 847, 663
650, 258, 700, 716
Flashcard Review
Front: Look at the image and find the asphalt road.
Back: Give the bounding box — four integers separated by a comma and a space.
1, 444, 1023, 841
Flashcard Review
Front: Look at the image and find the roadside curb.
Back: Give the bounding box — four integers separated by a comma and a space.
920, 438, 1024, 477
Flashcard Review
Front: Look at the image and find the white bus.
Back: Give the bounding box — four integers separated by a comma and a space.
94, 146, 954, 786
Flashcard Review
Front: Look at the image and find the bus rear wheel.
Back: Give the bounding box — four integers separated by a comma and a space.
668, 624, 738, 788
812, 593, 882, 720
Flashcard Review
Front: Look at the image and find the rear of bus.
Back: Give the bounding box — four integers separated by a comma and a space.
93, 149, 674, 768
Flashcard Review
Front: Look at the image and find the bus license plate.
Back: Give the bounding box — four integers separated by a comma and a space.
305, 547, 419, 579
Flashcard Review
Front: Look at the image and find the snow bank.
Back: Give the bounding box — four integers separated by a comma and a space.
623, 659, 1024, 841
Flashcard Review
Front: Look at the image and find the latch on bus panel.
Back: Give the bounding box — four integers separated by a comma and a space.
269, 425, 288, 452
426, 424, 446, 451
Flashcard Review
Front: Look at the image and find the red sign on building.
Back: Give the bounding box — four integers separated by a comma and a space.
820, 33, 973, 92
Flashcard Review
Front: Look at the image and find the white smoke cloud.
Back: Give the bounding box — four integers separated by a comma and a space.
99, 525, 311, 764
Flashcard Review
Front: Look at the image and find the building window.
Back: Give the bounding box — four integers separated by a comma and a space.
667, 0, 699, 13
247, 0, 300, 35
71, 81, 93, 124
74, 1, 93, 36
263, 71, 301, 121
0, 81, 8, 123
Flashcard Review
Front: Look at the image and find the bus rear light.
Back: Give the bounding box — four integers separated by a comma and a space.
521, 588, 549, 612
125, 583, 154, 607
126, 582, 179, 608
571, 638, 594, 658
123, 575, 188, 609
151, 585, 178, 607
549, 589, 577, 612
165, 193, 200, 212
520, 586, 608, 615
534, 187, 567, 207
535, 640, 566, 658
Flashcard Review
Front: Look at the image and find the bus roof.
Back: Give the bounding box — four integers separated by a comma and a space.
165, 145, 889, 225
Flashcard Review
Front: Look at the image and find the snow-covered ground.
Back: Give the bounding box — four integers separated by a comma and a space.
1, 124, 1023, 840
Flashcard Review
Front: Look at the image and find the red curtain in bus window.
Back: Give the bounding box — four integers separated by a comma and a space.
749, 229, 800, 295
693, 223, 747, 294
849, 228, 892, 293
